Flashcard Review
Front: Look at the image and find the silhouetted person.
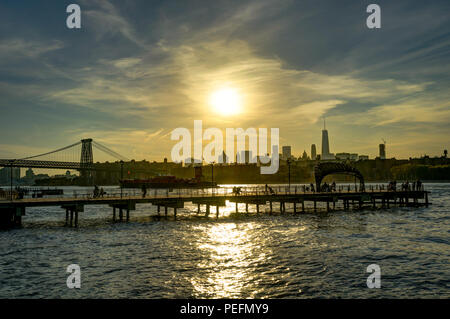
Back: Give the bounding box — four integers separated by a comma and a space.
93, 185, 99, 198
416, 180, 422, 191
142, 184, 147, 198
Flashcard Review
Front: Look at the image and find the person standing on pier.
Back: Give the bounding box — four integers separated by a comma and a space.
93, 185, 99, 198
142, 184, 147, 198
416, 180, 422, 191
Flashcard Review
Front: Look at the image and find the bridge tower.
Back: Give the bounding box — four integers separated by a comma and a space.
80, 139, 94, 185
80, 139, 93, 166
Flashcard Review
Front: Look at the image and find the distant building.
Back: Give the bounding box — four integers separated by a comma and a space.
0, 167, 20, 185
379, 143, 386, 159
218, 151, 228, 164
257, 153, 271, 165
301, 150, 309, 160
237, 150, 252, 164
25, 168, 35, 179
282, 146, 292, 160
359, 155, 369, 160
321, 119, 335, 160
336, 153, 351, 160
336, 153, 359, 161
311, 144, 317, 160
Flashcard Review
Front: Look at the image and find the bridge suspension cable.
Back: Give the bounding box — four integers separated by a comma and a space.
18, 141, 82, 160
92, 141, 129, 162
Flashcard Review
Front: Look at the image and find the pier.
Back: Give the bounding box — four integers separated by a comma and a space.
0, 186, 430, 229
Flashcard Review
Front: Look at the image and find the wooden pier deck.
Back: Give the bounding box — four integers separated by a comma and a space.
0, 187, 430, 229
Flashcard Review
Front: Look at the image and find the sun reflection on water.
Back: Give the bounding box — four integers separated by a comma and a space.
191, 222, 266, 298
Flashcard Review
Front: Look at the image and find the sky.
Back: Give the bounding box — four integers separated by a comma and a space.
0, 0, 449, 162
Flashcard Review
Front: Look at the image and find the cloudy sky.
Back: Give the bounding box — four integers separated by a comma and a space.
0, 0, 448, 162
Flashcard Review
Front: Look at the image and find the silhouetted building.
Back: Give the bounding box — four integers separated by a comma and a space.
237, 150, 252, 164
0, 167, 20, 185
301, 150, 309, 160
282, 146, 292, 160
25, 168, 35, 179
336, 153, 359, 161
321, 119, 335, 160
218, 151, 228, 164
379, 143, 386, 159
311, 144, 317, 160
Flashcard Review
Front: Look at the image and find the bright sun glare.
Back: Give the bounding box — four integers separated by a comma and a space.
209, 87, 242, 115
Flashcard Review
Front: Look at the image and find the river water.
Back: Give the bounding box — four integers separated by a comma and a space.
0, 183, 448, 298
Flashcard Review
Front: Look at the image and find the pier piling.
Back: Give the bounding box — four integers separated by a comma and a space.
74, 211, 78, 227
69, 210, 73, 227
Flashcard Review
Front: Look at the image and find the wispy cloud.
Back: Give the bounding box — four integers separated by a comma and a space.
0, 0, 448, 159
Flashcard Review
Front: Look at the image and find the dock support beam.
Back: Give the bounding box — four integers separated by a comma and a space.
302, 201, 305, 213
113, 207, 116, 222
269, 202, 272, 214
70, 210, 74, 227
74, 211, 78, 227
235, 202, 238, 213
425, 192, 429, 207
126, 209, 130, 222
65, 209, 69, 226
174, 208, 177, 220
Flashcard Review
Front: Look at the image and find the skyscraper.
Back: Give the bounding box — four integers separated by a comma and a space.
379, 143, 386, 159
282, 146, 292, 160
321, 119, 334, 160
311, 144, 317, 160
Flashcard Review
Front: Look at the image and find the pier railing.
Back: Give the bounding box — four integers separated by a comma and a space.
15, 184, 423, 201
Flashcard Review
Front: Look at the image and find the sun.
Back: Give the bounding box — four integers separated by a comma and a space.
209, 87, 242, 115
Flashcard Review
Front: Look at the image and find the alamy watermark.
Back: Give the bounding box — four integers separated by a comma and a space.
64, 4, 380, 30
66, 4, 81, 29
66, 264, 81, 289
366, 264, 381, 288
171, 120, 280, 174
